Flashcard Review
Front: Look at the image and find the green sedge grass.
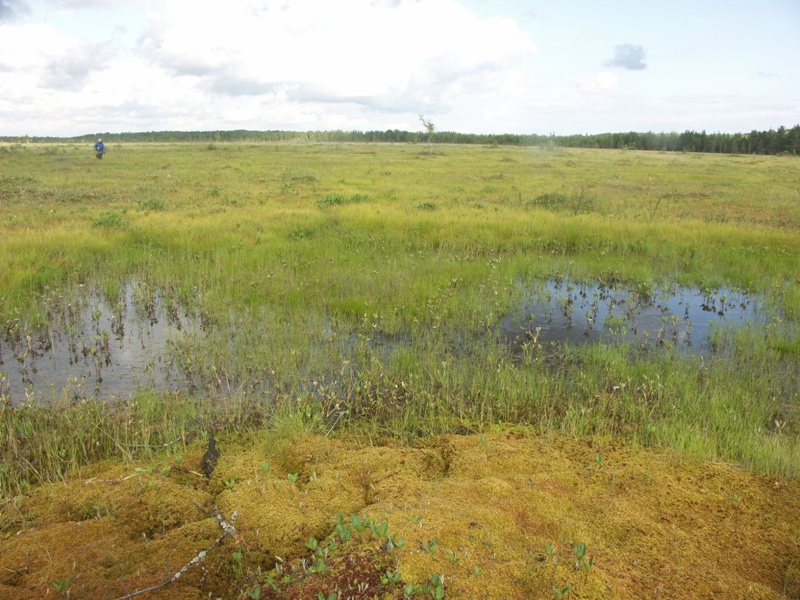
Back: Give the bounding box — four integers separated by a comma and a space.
1, 142, 798, 497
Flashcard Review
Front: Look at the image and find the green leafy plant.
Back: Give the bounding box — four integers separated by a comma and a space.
552, 583, 574, 599
545, 541, 556, 562
232, 549, 243, 575
385, 532, 405, 551
317, 193, 345, 208
382, 569, 402, 584
369, 520, 389, 540
573, 542, 594, 573
423, 573, 445, 599
247, 585, 262, 599
336, 520, 352, 543
350, 513, 367, 533
308, 557, 326, 574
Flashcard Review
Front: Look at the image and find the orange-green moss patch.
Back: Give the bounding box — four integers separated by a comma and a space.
1, 430, 799, 599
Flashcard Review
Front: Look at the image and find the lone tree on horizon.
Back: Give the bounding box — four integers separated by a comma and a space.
419, 113, 435, 153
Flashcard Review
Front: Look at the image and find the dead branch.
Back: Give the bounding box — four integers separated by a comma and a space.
112, 507, 240, 600
85, 473, 138, 485
169, 464, 206, 478
213, 506, 243, 543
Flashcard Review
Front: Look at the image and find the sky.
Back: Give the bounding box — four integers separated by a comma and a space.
0, 0, 798, 137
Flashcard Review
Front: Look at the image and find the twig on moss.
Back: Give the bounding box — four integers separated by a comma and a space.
170, 464, 206, 478
84, 473, 138, 485
190, 500, 244, 543
213, 506, 243, 543
112, 507, 241, 600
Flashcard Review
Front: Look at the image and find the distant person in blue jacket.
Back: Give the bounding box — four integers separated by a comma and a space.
94, 139, 106, 159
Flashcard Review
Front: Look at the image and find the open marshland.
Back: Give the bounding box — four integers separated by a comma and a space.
1, 141, 799, 598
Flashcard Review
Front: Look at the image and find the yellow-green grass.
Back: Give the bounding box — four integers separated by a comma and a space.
1, 142, 798, 496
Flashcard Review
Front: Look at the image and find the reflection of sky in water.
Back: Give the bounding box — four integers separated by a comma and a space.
0, 279, 778, 403
501, 280, 768, 355
2, 284, 197, 402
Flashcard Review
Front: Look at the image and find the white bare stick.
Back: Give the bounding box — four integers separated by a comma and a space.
112, 507, 241, 600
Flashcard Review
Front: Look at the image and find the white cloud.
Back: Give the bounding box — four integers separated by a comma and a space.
136, 0, 536, 113
576, 71, 618, 95
0, 0, 537, 134
1, 0, 797, 136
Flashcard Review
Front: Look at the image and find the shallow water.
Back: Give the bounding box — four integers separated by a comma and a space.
500, 280, 768, 355
0, 279, 778, 403
0, 284, 196, 403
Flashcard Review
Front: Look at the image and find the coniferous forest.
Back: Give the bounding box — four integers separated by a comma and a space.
2, 124, 799, 155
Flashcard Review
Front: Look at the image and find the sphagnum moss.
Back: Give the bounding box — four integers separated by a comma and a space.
1, 429, 798, 599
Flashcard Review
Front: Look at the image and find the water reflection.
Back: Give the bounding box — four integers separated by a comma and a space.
1, 284, 196, 402
0, 279, 777, 403
501, 280, 766, 355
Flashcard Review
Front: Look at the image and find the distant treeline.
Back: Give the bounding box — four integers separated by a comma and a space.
3, 124, 799, 155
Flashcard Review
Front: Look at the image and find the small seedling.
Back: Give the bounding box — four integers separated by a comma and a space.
425, 574, 445, 599
382, 569, 401, 584
260, 461, 271, 474
573, 543, 586, 565
52, 579, 70, 593
336, 521, 352, 543
573, 543, 594, 573
232, 550, 243, 575
248, 585, 262, 599
426, 538, 439, 553
287, 473, 299, 484
545, 541, 556, 562
552, 583, 574, 599
369, 520, 389, 540
385, 532, 405, 550
308, 557, 326, 573
305, 537, 319, 552
350, 513, 367, 533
